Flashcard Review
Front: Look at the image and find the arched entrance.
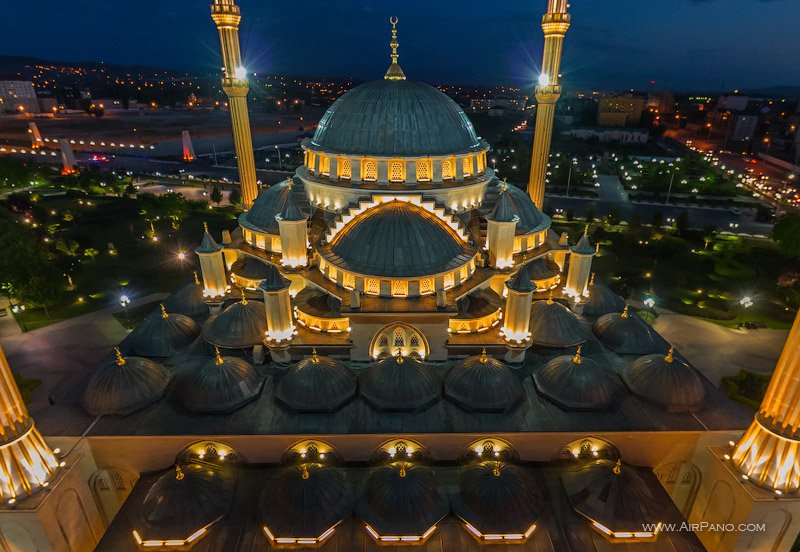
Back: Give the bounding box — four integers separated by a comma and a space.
370, 323, 429, 359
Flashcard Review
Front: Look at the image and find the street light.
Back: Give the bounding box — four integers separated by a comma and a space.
120, 294, 131, 327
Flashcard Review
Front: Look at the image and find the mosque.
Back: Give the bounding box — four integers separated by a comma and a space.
0, 1, 799, 551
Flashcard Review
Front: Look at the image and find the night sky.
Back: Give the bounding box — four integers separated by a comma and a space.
3, 0, 799, 91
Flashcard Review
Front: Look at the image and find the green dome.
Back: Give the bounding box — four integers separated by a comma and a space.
310, 79, 481, 156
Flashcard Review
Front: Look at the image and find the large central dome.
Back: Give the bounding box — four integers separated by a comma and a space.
310, 79, 481, 156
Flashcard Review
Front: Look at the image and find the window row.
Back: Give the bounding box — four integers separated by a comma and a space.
304, 151, 488, 183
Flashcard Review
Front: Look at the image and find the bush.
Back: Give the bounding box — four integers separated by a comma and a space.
721, 370, 770, 409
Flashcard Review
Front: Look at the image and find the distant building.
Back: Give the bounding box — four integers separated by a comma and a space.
470, 96, 524, 112
725, 113, 759, 145
647, 91, 674, 114
597, 95, 645, 127
0, 81, 40, 113
563, 127, 648, 144
717, 95, 750, 112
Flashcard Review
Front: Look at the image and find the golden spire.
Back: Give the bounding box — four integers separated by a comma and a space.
589, 272, 596, 287
240, 289, 248, 305
621, 305, 629, 319
547, 290, 554, 305
203, 221, 209, 233
584, 224, 589, 236
175, 465, 185, 481
214, 346, 224, 366
492, 462, 502, 477
160, 303, 169, 319
310, 348, 319, 364
596, 242, 600, 254
613, 458, 622, 475
384, 17, 407, 81
399, 462, 407, 478
395, 348, 404, 364
114, 346, 126, 366
572, 345, 582, 365
301, 463, 310, 480
479, 347, 489, 364
194, 271, 201, 286
665, 346, 674, 363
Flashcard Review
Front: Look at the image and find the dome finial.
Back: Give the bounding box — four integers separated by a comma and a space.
240, 289, 248, 305
573, 345, 582, 365
665, 346, 674, 363
193, 271, 201, 286
589, 272, 595, 286
493, 462, 502, 477
301, 463, 310, 480
613, 458, 622, 475
175, 464, 185, 481
214, 346, 224, 366
621, 304, 629, 319
311, 347, 319, 364
384, 16, 407, 81
584, 224, 589, 236
114, 346, 126, 366
395, 347, 404, 364
399, 462, 407, 478
160, 303, 169, 319
479, 347, 489, 364
547, 290, 554, 305
203, 221, 209, 233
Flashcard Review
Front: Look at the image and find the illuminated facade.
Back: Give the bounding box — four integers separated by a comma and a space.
210, 0, 258, 209
528, 0, 570, 209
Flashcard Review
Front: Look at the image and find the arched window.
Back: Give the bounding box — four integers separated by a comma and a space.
394, 330, 405, 347
389, 160, 405, 182
307, 151, 316, 171
343, 273, 355, 290
476, 152, 486, 172
366, 278, 380, 295
320, 155, 331, 176
370, 323, 429, 359
338, 157, 351, 179
419, 278, 434, 295
442, 157, 455, 180
443, 272, 455, 289
362, 159, 378, 181
391, 280, 408, 297
416, 159, 432, 182
379, 334, 389, 347
409, 334, 420, 347
462, 155, 474, 177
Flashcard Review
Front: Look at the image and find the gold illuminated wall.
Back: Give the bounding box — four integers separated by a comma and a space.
732, 310, 800, 492
0, 346, 59, 503
211, 0, 258, 209
527, 0, 570, 209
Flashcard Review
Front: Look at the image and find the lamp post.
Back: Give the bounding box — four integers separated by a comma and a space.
120, 294, 131, 328
665, 171, 675, 205
739, 295, 753, 328
275, 145, 282, 170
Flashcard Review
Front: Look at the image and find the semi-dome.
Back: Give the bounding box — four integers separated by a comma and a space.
275, 350, 357, 413
453, 462, 541, 538
323, 201, 475, 278
310, 79, 481, 157
125, 305, 201, 358
83, 348, 171, 416
358, 462, 449, 538
142, 463, 235, 537
359, 351, 440, 412
201, 295, 266, 349
526, 257, 560, 281
622, 348, 705, 412
482, 182, 550, 234
582, 276, 626, 317
163, 276, 210, 319
529, 297, 590, 348
229, 256, 272, 282
533, 347, 623, 411
259, 463, 352, 542
593, 306, 665, 355
444, 349, 523, 413
561, 459, 663, 539
240, 177, 310, 234
174, 348, 262, 414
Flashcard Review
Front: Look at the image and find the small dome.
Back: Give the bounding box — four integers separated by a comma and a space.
310, 79, 481, 157
526, 257, 560, 281
230, 256, 272, 282
530, 298, 590, 348
125, 305, 200, 358
444, 350, 523, 412
593, 307, 666, 355
533, 348, 623, 411
622, 348, 705, 412
358, 462, 449, 537
83, 349, 171, 416
454, 462, 542, 536
561, 459, 663, 536
163, 277, 209, 319
174, 349, 262, 414
322, 201, 475, 278
142, 463, 235, 536
276, 351, 357, 413
582, 278, 626, 317
259, 463, 352, 540
202, 297, 266, 349
240, 177, 310, 234
482, 182, 550, 234
359, 352, 440, 412
454, 288, 502, 320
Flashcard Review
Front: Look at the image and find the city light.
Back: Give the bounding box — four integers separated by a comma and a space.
740, 296, 754, 309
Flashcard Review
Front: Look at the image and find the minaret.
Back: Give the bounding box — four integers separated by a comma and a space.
195, 223, 228, 300
732, 309, 800, 492
564, 226, 596, 298
210, 0, 258, 210
486, 183, 519, 269
276, 181, 309, 268
527, 0, 571, 209
0, 346, 59, 503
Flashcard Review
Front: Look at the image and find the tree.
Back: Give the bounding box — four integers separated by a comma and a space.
123, 182, 137, 198
629, 211, 642, 229
228, 187, 241, 206
210, 185, 223, 205
651, 211, 664, 228
83, 248, 100, 261
774, 214, 800, 257
607, 207, 621, 227
585, 206, 595, 223
55, 238, 80, 257
16, 274, 63, 318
